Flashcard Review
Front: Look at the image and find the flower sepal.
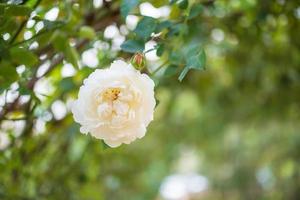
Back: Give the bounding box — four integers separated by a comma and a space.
130, 53, 146, 70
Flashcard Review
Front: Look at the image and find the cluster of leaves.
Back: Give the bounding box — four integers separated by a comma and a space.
0, 0, 300, 199
0, 0, 210, 198
120, 0, 206, 81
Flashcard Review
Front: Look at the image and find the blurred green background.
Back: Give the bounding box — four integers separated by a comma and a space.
0, 0, 300, 199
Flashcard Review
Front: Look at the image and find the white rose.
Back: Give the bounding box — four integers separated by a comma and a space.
71, 60, 156, 147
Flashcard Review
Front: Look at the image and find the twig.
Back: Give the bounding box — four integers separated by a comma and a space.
9, 0, 43, 45
143, 47, 156, 54
151, 61, 168, 75
0, 10, 121, 125
11, 23, 65, 48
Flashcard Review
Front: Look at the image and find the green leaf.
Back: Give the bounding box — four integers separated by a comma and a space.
79, 26, 96, 39
178, 48, 206, 81
121, 39, 144, 53
0, 18, 18, 34
52, 32, 80, 68
169, 51, 183, 65
134, 16, 157, 41
43, 20, 65, 31
0, 61, 18, 83
167, 23, 188, 37
155, 20, 173, 33
18, 86, 32, 95
188, 4, 203, 19
59, 77, 76, 92
0, 4, 4, 15
0, 3, 32, 16
164, 64, 178, 77
188, 48, 206, 70
120, 0, 139, 18
156, 43, 164, 57
52, 32, 67, 51
170, 0, 188, 9
65, 45, 80, 69
178, 0, 189, 9
0, 41, 9, 60
9, 47, 38, 66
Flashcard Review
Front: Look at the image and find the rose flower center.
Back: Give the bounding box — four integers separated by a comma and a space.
102, 88, 121, 102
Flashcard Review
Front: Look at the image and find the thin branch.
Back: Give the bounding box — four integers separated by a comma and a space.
11, 23, 65, 48
9, 20, 27, 45
151, 61, 168, 75
0, 10, 121, 125
144, 48, 156, 54
9, 0, 43, 44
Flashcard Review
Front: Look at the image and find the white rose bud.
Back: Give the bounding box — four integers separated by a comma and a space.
71, 60, 156, 147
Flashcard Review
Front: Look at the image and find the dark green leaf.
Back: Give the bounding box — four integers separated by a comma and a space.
164, 64, 178, 77
188, 4, 203, 19
18, 86, 32, 95
155, 20, 173, 33
79, 26, 96, 39
0, 4, 4, 15
65, 45, 79, 69
60, 77, 75, 92
0, 3, 32, 16
52, 32, 79, 68
134, 16, 157, 41
43, 20, 65, 31
0, 18, 18, 34
167, 23, 188, 37
9, 47, 38, 66
156, 43, 164, 57
169, 51, 183, 65
121, 39, 144, 53
188, 48, 206, 70
52, 32, 67, 51
0, 41, 9, 60
178, 48, 206, 81
120, 0, 139, 18
170, 0, 188, 9
0, 61, 18, 83
178, 0, 188, 9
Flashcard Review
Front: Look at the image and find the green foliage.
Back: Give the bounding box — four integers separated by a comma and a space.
120, 0, 139, 18
0, 3, 32, 16
9, 47, 38, 66
156, 43, 164, 57
0, 0, 300, 199
52, 32, 79, 68
134, 16, 157, 41
0, 61, 18, 82
179, 47, 206, 81
155, 20, 173, 33
121, 39, 144, 53
177, 0, 189, 10
188, 4, 203, 19
79, 26, 96, 39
